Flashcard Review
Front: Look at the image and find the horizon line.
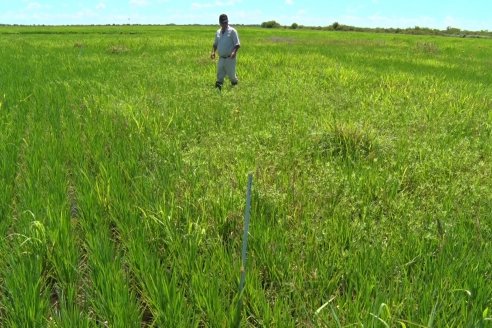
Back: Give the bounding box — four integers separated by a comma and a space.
0, 22, 489, 32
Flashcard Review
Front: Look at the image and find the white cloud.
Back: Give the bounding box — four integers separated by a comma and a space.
345, 4, 368, 15
191, 2, 213, 9
285, 0, 294, 5
130, 0, 149, 6
96, 2, 107, 10
191, 0, 242, 10
27, 2, 42, 10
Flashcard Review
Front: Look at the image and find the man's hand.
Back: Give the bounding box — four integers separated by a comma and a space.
210, 52, 216, 60
230, 51, 236, 59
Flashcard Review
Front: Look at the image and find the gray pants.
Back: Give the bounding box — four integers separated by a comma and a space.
217, 57, 238, 84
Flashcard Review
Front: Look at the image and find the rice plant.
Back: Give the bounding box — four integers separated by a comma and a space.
0, 25, 490, 327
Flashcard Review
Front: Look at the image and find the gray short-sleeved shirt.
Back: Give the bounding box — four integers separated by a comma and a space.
214, 26, 240, 57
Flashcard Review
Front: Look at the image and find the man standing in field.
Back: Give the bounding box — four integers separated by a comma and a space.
210, 14, 240, 90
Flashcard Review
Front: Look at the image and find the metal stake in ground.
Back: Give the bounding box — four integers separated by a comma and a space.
236, 173, 253, 325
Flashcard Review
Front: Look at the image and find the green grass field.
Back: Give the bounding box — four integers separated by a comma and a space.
0, 25, 491, 327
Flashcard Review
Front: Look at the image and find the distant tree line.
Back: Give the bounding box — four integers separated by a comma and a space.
260, 20, 492, 38
1, 22, 489, 38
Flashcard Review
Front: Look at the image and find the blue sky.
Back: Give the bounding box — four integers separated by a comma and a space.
0, 0, 490, 30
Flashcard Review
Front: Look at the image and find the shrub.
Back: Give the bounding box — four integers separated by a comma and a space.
261, 20, 281, 28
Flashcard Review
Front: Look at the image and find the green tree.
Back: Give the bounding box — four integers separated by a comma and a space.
261, 20, 281, 28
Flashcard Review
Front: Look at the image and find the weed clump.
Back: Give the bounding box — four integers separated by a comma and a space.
415, 41, 439, 54
109, 45, 129, 54
312, 123, 379, 161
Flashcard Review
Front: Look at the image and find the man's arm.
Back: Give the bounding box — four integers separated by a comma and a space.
211, 45, 217, 59
230, 44, 240, 59
230, 29, 240, 59
211, 31, 218, 59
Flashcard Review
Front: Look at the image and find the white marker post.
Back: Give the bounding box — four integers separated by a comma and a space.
236, 173, 253, 326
